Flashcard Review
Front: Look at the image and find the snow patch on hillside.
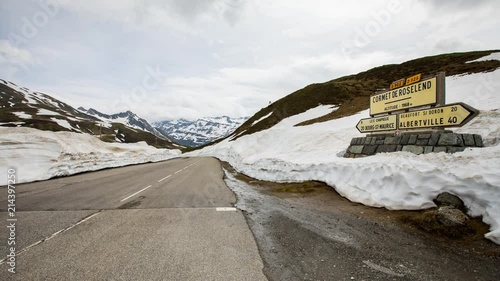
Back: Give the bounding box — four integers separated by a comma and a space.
192, 69, 500, 244
38, 109, 59, 116
13, 111, 31, 119
467, 52, 500, 63
51, 118, 76, 131
251, 111, 273, 126
0, 127, 181, 185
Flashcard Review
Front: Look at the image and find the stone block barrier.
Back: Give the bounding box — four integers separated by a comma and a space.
344, 133, 484, 158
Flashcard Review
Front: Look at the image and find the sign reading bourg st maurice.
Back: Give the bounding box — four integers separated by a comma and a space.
356, 72, 479, 134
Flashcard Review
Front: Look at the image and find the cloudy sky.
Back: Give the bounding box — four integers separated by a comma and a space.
0, 0, 499, 121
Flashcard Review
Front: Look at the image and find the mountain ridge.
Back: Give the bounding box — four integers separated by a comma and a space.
225, 50, 500, 142
0, 80, 181, 149
154, 115, 248, 147
77, 107, 171, 141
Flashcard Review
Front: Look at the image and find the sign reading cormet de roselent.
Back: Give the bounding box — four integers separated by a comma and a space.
370, 73, 444, 116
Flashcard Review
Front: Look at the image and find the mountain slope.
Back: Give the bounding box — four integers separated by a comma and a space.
0, 80, 182, 149
154, 116, 248, 147
228, 50, 500, 141
78, 107, 171, 141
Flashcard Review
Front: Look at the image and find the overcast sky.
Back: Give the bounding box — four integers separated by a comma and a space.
1, 0, 499, 121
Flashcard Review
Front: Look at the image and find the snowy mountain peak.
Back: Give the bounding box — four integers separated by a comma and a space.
154, 116, 249, 147
0, 80, 181, 149
78, 107, 168, 139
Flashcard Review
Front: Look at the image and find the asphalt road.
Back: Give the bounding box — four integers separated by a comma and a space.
0, 157, 267, 281
223, 165, 500, 281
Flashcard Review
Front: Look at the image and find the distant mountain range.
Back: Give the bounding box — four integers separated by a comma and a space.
0, 79, 181, 149
154, 116, 248, 147
0, 78, 249, 148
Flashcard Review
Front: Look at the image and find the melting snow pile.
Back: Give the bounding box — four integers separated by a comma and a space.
0, 127, 181, 185
193, 69, 500, 244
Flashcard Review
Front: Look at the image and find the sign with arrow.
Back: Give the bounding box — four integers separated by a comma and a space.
398, 103, 479, 130
356, 115, 397, 133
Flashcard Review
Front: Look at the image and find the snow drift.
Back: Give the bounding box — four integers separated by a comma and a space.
0, 127, 181, 185
192, 69, 500, 244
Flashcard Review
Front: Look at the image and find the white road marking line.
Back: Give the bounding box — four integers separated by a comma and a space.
158, 161, 196, 182
362, 260, 405, 277
216, 207, 238, 212
120, 185, 152, 202
158, 174, 172, 182
0, 211, 100, 265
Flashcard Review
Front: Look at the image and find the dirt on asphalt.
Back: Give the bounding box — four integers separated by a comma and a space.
221, 162, 500, 281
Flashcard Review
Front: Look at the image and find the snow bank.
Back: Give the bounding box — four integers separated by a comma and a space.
13, 111, 32, 119
0, 127, 181, 185
467, 52, 500, 63
192, 69, 500, 244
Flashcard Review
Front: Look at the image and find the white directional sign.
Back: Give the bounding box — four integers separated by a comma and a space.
356, 72, 478, 135
356, 115, 397, 133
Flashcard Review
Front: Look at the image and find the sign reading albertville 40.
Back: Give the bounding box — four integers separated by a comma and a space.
398, 103, 478, 130
356, 72, 479, 134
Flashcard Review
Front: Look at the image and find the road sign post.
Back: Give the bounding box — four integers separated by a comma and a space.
348, 72, 482, 157
355, 72, 478, 135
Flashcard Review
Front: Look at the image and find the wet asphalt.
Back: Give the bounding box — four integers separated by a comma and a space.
222, 167, 500, 281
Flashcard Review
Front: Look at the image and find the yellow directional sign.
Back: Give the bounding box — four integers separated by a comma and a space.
390, 78, 405, 90
370, 75, 441, 115
356, 115, 397, 133
405, 73, 421, 85
398, 103, 478, 130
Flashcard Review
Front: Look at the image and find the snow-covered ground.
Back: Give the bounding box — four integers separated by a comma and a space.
467, 52, 500, 63
0, 127, 181, 185
191, 68, 500, 244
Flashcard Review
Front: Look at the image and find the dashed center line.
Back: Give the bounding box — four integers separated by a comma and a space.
157, 161, 198, 183
158, 175, 171, 183
122, 161, 200, 202
216, 207, 237, 212
120, 185, 152, 202
0, 211, 101, 265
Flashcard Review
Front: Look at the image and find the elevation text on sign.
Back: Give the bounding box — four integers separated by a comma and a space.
370, 76, 440, 115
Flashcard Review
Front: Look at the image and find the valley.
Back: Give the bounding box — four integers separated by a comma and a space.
1, 50, 500, 280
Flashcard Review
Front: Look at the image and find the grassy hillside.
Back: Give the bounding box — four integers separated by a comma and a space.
229, 50, 500, 140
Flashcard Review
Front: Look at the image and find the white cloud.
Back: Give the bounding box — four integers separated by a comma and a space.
115, 50, 402, 121
0, 40, 34, 65
57, 0, 247, 32
1, 0, 499, 121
